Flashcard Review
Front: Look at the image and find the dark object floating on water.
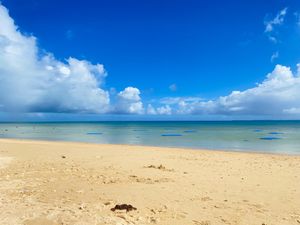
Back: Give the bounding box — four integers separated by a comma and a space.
260, 137, 281, 140
253, 129, 262, 132
183, 130, 197, 133
133, 129, 146, 132
243, 139, 249, 142
269, 132, 283, 135
86, 132, 102, 135
111, 204, 137, 212
161, 134, 183, 137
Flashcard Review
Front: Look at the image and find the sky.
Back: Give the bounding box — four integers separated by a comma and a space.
1, 0, 300, 121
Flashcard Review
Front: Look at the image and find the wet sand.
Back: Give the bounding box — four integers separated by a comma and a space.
0, 139, 299, 225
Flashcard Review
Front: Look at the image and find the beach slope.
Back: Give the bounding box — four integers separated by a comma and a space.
0, 139, 299, 225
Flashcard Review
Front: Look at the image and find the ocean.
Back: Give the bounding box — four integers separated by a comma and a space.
0, 121, 300, 154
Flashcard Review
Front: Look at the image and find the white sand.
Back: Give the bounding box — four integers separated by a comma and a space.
0, 139, 299, 225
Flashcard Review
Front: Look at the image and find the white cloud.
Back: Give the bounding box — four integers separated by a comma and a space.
265, 7, 288, 33
0, 4, 111, 113
271, 51, 279, 62
169, 83, 177, 91
264, 8, 288, 44
115, 87, 144, 114
283, 107, 300, 114
2, 3, 300, 119
172, 64, 300, 117
295, 12, 300, 27
160, 97, 203, 105
268, 36, 278, 43
156, 105, 172, 115
146, 104, 157, 115
118, 87, 141, 102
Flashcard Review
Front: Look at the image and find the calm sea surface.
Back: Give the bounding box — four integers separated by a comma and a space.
0, 121, 300, 154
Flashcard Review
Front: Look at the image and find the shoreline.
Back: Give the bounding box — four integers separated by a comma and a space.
0, 138, 299, 224
0, 137, 299, 157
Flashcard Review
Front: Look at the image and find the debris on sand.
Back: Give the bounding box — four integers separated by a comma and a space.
61, 155, 66, 159
147, 164, 165, 170
111, 204, 137, 212
146, 164, 166, 170
157, 164, 165, 170
145, 164, 174, 172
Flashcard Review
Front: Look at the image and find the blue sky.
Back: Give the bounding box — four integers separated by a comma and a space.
1, 0, 300, 121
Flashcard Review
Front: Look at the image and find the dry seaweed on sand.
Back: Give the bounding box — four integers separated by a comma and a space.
111, 204, 137, 212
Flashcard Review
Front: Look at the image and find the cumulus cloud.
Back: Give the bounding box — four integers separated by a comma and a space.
156, 105, 172, 115
146, 104, 157, 115
115, 87, 144, 114
169, 64, 300, 117
146, 104, 173, 115
0, 4, 111, 113
1, 3, 300, 119
0, 3, 147, 115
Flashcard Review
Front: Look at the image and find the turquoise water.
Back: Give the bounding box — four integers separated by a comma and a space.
0, 121, 300, 154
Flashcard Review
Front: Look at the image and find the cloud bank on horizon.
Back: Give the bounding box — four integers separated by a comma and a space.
0, 3, 300, 119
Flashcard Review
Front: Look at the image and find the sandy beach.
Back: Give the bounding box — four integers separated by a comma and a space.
0, 139, 299, 225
